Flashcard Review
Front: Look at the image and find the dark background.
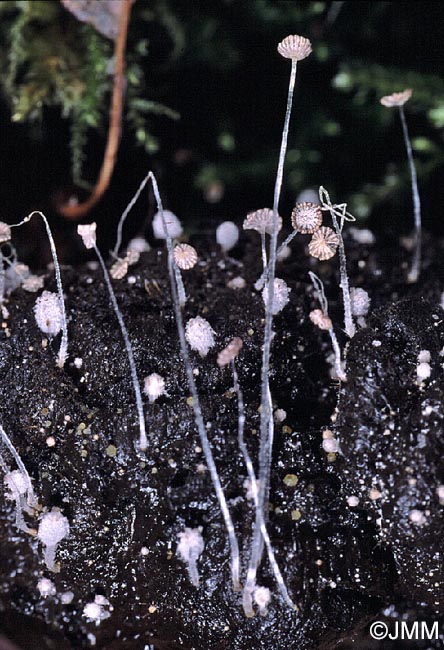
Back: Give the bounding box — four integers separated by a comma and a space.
0, 0, 443, 263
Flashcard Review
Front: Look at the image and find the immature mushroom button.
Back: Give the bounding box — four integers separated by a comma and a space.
185, 316, 216, 357
262, 278, 290, 315
152, 210, 183, 240
143, 373, 167, 403
177, 527, 204, 587
34, 291, 64, 337
217, 337, 243, 367
216, 221, 239, 252
37, 509, 70, 572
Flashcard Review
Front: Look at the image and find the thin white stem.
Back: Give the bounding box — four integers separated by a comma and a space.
399, 106, 422, 283
0, 423, 37, 508
309, 272, 347, 382
328, 328, 347, 382
113, 171, 152, 257
93, 245, 147, 452
11, 212, 69, 367
174, 263, 187, 307
231, 362, 295, 613
147, 172, 241, 591
330, 212, 355, 338
0, 250, 5, 304
244, 59, 298, 614
260, 233, 267, 271
255, 231, 298, 291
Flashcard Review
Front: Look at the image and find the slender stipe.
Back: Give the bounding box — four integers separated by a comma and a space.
11, 212, 68, 367
244, 56, 298, 615
147, 172, 241, 591
93, 245, 147, 451
399, 105, 422, 283
232, 362, 295, 613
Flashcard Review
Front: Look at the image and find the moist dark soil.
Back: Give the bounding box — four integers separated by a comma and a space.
0, 226, 442, 649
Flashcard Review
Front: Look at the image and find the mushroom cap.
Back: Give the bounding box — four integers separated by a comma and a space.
243, 209, 282, 236
309, 308, 332, 331
277, 35, 312, 61
308, 226, 339, 261
291, 202, 323, 234
173, 243, 198, 270
380, 89, 412, 107
37, 509, 69, 546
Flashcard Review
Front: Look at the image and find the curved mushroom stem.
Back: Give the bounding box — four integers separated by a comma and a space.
58, 0, 132, 220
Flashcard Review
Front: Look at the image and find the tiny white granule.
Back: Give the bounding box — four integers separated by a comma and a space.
227, 276, 246, 290
216, 221, 239, 252
416, 362, 431, 380
322, 438, 339, 453
274, 408, 287, 424
61, 591, 74, 604
152, 210, 183, 240
74, 357, 83, 369
262, 278, 290, 315
140, 546, 149, 556
436, 485, 444, 504
143, 373, 167, 403
37, 577, 56, 598
417, 350, 431, 364
372, 340, 381, 347
185, 316, 216, 357
34, 291, 63, 337
347, 496, 359, 507
409, 509, 426, 525
253, 586, 271, 616
369, 488, 381, 500
46, 436, 56, 447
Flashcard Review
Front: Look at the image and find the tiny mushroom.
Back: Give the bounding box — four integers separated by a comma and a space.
185, 316, 216, 357
37, 508, 70, 572
308, 226, 339, 261
34, 291, 64, 337
144, 373, 167, 403
77, 223, 97, 249
216, 221, 239, 253
262, 278, 290, 315
177, 527, 204, 587
152, 210, 183, 240
291, 202, 323, 234
173, 243, 198, 270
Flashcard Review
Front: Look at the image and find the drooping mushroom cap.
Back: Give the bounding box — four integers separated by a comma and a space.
243, 209, 282, 236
